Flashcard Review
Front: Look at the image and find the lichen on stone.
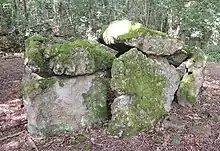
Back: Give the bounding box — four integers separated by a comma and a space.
178, 73, 196, 105
23, 77, 57, 96
25, 35, 50, 72
82, 77, 109, 125
101, 20, 184, 56
25, 37, 116, 76
177, 49, 206, 106
28, 123, 73, 137
109, 48, 168, 137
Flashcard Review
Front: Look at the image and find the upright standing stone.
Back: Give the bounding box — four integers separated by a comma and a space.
108, 48, 180, 137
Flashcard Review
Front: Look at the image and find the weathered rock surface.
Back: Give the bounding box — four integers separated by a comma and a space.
25, 36, 115, 76
176, 61, 187, 79
23, 36, 115, 136
177, 51, 206, 106
23, 73, 109, 136
102, 19, 184, 56
166, 50, 190, 67
108, 95, 137, 137
108, 48, 180, 137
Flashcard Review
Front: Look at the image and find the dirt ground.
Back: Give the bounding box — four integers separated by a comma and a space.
0, 55, 220, 151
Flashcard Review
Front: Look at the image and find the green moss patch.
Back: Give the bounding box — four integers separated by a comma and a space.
23, 77, 57, 95
179, 74, 196, 104
45, 39, 115, 71
116, 25, 182, 43
82, 77, 109, 125
25, 35, 50, 72
189, 51, 206, 63
109, 48, 167, 137
182, 46, 207, 61
25, 36, 115, 75
44, 40, 93, 61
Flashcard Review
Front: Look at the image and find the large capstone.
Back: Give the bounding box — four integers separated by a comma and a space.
23, 73, 109, 136
102, 19, 184, 56
108, 48, 180, 137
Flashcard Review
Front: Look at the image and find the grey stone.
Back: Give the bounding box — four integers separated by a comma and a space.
23, 73, 109, 136
108, 48, 180, 137
177, 52, 206, 106
102, 19, 184, 56
25, 36, 115, 76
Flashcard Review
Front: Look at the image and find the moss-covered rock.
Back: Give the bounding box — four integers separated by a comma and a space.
25, 35, 50, 72
81, 77, 109, 125
108, 95, 142, 137
185, 50, 207, 71
177, 50, 206, 106
23, 73, 109, 137
102, 19, 183, 56
45, 40, 115, 75
108, 48, 180, 137
25, 36, 116, 76
22, 77, 57, 97
178, 73, 196, 105
25, 35, 67, 73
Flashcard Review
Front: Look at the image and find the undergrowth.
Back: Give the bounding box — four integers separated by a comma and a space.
204, 45, 220, 62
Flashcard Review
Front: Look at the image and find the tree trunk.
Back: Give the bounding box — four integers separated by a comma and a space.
167, 9, 180, 38
209, 29, 220, 46
52, 0, 61, 36
23, 0, 28, 28
13, 0, 17, 29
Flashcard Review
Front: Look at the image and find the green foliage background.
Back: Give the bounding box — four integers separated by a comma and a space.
0, 0, 220, 59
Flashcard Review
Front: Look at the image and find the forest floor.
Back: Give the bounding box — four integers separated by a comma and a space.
0, 54, 220, 151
